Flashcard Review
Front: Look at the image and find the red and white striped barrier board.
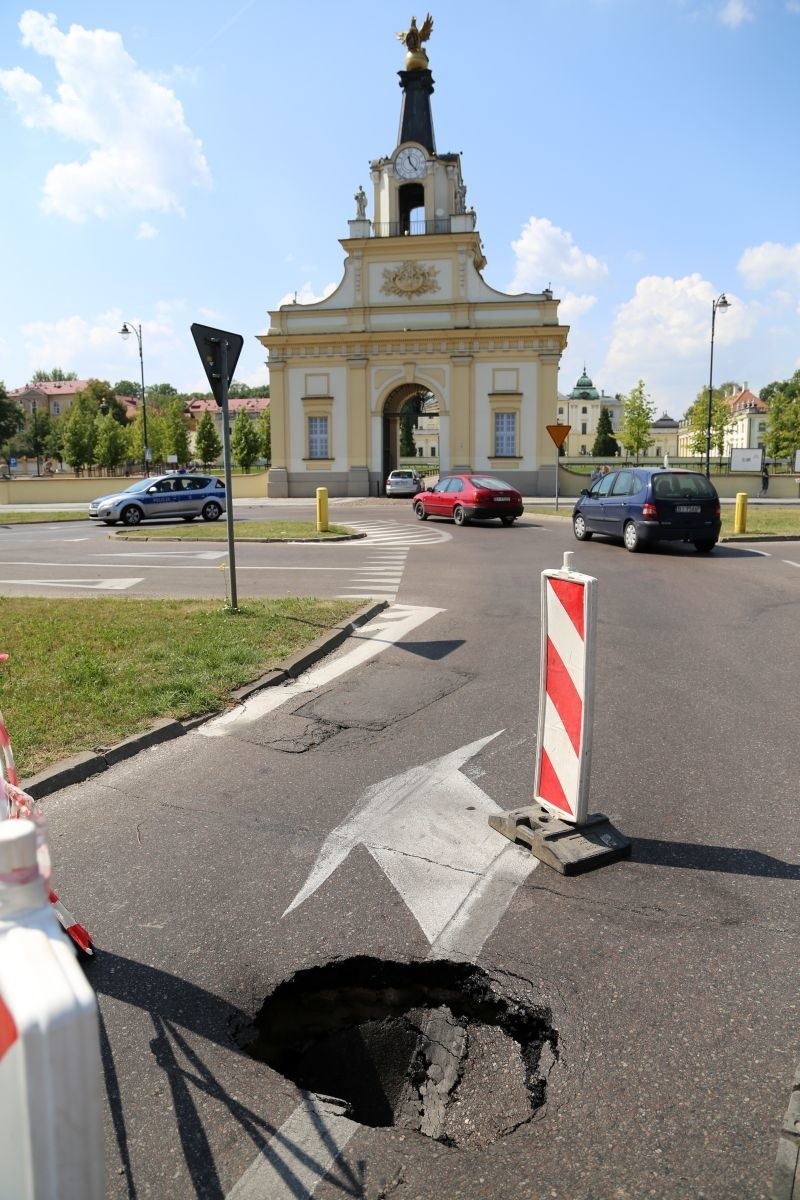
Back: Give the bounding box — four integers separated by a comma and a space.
533, 552, 597, 825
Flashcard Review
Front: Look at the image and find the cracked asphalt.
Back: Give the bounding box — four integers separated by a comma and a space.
25, 510, 800, 1198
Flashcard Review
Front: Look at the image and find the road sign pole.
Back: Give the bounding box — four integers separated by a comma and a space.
555, 440, 560, 511
219, 340, 238, 612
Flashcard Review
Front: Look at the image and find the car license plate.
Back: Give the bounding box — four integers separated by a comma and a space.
676, 504, 701, 513
495, 497, 510, 502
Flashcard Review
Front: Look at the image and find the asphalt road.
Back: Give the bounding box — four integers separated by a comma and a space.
13, 507, 800, 1199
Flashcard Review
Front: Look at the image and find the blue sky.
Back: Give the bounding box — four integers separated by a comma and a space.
1, 0, 798, 417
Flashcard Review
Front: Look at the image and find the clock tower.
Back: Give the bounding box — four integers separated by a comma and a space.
261, 17, 569, 498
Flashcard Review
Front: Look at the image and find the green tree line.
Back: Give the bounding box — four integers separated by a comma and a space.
0, 373, 270, 475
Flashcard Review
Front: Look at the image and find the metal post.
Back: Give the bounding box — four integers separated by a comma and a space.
219, 339, 238, 611
137, 326, 149, 477
32, 399, 41, 477
705, 301, 716, 479
555, 440, 560, 511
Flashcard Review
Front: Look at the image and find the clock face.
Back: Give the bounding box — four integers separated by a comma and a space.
395, 147, 426, 180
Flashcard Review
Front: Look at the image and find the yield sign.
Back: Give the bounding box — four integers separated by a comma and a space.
283, 732, 534, 944
547, 423, 571, 448
190, 323, 244, 407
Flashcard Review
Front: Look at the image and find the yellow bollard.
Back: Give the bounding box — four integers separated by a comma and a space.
316, 486, 329, 533
734, 491, 747, 534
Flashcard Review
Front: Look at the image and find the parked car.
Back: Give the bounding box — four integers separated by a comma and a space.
413, 474, 523, 525
89, 474, 226, 526
385, 469, 423, 497
572, 467, 721, 552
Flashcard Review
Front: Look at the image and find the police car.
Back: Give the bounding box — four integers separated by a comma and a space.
89, 473, 226, 526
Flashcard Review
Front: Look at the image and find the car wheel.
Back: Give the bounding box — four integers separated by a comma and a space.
121, 505, 142, 527
414, 501, 428, 521
453, 505, 468, 526
623, 521, 641, 552
182, 515, 197, 522
202, 501, 222, 522
694, 539, 716, 553
500, 516, 516, 526
573, 513, 592, 541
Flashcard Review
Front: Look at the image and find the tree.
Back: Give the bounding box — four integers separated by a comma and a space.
591, 406, 619, 457
400, 400, 417, 457
258, 406, 271, 465
231, 409, 260, 472
230, 381, 270, 399
30, 367, 77, 382
618, 380, 656, 463
762, 370, 800, 460
62, 392, 99, 471
194, 411, 222, 467
94, 412, 129, 472
113, 379, 140, 398
0, 383, 25, 450
683, 386, 733, 459
164, 398, 191, 464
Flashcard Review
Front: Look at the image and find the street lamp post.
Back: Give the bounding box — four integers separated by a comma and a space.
705, 293, 730, 478
119, 321, 149, 475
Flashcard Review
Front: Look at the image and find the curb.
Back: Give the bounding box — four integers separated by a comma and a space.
21, 600, 387, 800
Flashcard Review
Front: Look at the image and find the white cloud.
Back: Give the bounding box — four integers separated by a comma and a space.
277, 282, 337, 307
0, 11, 211, 222
558, 293, 598, 323
719, 0, 754, 26
137, 222, 158, 239
19, 308, 181, 380
738, 240, 800, 287
508, 216, 608, 294
603, 274, 754, 400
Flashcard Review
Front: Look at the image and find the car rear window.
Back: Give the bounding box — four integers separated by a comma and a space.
652, 473, 716, 499
470, 476, 512, 490
391, 471, 414, 479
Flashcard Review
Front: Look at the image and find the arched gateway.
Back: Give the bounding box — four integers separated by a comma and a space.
260, 22, 569, 498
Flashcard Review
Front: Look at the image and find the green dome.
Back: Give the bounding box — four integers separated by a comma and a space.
569, 367, 599, 400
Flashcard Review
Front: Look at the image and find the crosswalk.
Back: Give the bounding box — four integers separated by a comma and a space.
335, 519, 450, 601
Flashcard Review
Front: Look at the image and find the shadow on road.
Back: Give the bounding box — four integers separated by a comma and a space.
633, 838, 800, 879
92, 951, 366, 1199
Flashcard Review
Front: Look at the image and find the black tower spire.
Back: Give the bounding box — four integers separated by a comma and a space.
397, 69, 436, 152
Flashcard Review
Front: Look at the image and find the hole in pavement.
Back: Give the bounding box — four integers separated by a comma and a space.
237, 956, 558, 1150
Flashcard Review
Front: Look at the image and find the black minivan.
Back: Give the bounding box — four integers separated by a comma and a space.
572, 468, 721, 553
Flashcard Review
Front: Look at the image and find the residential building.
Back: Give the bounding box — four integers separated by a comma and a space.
556, 368, 622, 455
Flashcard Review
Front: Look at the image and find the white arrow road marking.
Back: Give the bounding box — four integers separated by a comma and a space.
200, 604, 443, 738
283, 731, 535, 945
227, 735, 537, 1200
782, 559, 800, 568
0, 577, 144, 590
224, 1097, 359, 1200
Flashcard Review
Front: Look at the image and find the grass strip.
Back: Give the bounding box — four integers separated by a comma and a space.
114, 520, 357, 540
0, 596, 364, 777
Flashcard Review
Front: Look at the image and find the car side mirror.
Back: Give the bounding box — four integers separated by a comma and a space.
580, 488, 590, 497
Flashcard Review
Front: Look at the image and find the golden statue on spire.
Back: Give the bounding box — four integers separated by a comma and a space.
397, 13, 433, 70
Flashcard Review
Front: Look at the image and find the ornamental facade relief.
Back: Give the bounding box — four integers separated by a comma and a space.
380, 261, 440, 297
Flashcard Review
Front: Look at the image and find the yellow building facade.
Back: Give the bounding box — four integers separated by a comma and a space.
260, 23, 569, 497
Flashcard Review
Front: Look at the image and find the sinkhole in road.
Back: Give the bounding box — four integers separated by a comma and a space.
238, 956, 558, 1150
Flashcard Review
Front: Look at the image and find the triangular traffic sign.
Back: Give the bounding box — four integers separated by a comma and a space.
190, 323, 244, 406
547, 423, 571, 448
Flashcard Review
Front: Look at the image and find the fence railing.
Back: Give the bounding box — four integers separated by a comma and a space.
372, 219, 452, 238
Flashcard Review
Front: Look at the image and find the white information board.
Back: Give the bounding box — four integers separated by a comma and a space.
730, 448, 763, 472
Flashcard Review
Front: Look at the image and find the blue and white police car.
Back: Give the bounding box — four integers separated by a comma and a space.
89, 473, 226, 526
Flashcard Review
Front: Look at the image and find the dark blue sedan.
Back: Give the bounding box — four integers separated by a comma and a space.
572, 468, 721, 553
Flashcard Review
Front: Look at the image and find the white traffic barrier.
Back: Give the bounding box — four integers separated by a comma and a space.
490, 552, 631, 874
0, 820, 104, 1200
534, 550, 596, 824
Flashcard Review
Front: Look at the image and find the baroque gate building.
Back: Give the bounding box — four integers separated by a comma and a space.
260, 19, 569, 497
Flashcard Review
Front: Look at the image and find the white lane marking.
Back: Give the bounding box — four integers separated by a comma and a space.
200, 604, 443, 738
0, 577, 144, 591
0, 560, 351, 572
283, 731, 537, 945
344, 520, 450, 546
782, 559, 800, 568
92, 550, 228, 560
224, 1096, 359, 1200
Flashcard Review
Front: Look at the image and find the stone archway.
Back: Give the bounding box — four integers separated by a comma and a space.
381, 382, 439, 481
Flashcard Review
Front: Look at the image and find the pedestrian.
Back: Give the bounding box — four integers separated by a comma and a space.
759, 463, 769, 498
